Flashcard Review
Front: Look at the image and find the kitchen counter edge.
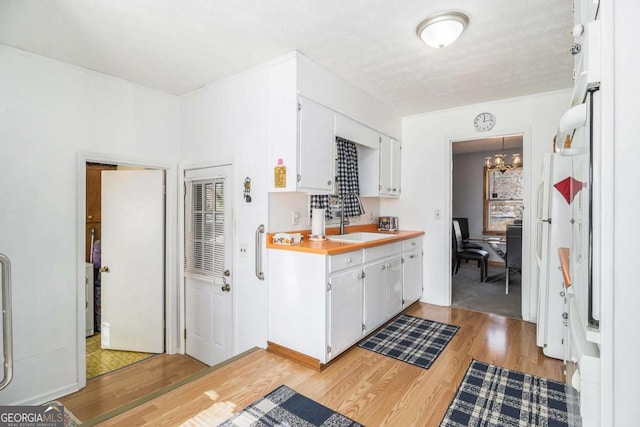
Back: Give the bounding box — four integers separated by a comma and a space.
266, 229, 425, 255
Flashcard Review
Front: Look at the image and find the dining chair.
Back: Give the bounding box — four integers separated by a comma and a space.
452, 217, 483, 250
452, 220, 489, 282
505, 224, 522, 294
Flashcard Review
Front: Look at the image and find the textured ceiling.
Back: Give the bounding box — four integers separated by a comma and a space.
0, 0, 573, 115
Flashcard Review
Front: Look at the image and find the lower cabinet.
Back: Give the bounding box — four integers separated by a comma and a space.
328, 267, 364, 357
402, 239, 423, 306
268, 236, 423, 365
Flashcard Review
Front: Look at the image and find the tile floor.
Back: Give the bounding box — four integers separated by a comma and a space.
86, 334, 154, 379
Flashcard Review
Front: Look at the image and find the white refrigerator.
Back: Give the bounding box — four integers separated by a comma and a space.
535, 152, 572, 360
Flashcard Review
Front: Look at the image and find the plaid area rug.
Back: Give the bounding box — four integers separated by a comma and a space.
357, 314, 459, 369
440, 360, 582, 426
219, 385, 362, 427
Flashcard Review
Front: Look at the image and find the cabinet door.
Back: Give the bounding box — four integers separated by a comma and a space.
390, 138, 401, 196
379, 135, 401, 196
328, 268, 363, 359
403, 250, 423, 306
364, 262, 385, 332
384, 256, 403, 318
298, 97, 335, 193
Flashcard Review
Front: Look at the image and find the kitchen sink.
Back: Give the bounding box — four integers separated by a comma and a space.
327, 232, 395, 243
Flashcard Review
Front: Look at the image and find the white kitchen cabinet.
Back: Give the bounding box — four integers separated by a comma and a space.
379, 134, 401, 197
328, 267, 364, 358
298, 97, 336, 192
267, 236, 421, 366
363, 261, 385, 332
402, 237, 424, 306
384, 256, 404, 318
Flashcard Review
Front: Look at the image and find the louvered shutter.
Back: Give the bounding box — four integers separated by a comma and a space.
185, 178, 225, 280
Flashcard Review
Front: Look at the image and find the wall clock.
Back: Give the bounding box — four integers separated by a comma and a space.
474, 112, 496, 132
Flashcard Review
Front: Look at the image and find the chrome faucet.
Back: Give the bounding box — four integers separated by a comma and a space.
339, 192, 365, 235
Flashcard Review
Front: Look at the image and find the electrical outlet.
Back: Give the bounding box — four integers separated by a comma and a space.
291, 211, 300, 226
434, 209, 442, 220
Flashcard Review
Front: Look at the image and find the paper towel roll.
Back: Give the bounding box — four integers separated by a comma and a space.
312, 209, 325, 236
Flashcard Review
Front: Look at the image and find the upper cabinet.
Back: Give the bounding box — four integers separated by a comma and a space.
379, 135, 401, 197
298, 97, 336, 193
267, 52, 401, 195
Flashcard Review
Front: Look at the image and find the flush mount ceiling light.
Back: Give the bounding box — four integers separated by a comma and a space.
416, 12, 469, 48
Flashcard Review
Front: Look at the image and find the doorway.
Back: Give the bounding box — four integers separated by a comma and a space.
77, 154, 179, 390
450, 134, 524, 318
84, 163, 163, 377
183, 165, 234, 366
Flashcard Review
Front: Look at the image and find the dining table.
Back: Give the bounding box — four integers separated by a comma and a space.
467, 235, 507, 282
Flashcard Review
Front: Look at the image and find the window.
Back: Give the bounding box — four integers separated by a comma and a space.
483, 167, 523, 234
185, 178, 225, 279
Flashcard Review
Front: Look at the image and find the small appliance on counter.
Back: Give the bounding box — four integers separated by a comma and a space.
378, 216, 399, 231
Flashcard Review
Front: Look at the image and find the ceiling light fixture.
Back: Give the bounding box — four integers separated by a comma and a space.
416, 11, 469, 48
485, 137, 522, 173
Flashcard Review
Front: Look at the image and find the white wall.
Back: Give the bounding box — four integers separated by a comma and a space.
180, 59, 274, 355
0, 45, 180, 404
381, 89, 571, 321
611, 0, 640, 423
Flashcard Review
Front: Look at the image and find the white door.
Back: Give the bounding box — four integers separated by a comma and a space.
101, 170, 164, 353
298, 97, 335, 193
329, 268, 363, 359
184, 166, 233, 366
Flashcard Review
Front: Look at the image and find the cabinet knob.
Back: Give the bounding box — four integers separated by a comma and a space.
99, 266, 110, 273
87, 215, 93, 219
327, 180, 332, 186
221, 284, 231, 292
392, 188, 397, 192
386, 263, 391, 268
381, 265, 386, 271
346, 258, 352, 263
387, 187, 392, 191
571, 43, 581, 55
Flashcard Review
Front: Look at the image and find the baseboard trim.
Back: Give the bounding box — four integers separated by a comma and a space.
267, 341, 324, 371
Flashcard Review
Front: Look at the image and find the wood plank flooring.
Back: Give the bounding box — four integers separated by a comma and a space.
91, 303, 563, 426
58, 354, 208, 422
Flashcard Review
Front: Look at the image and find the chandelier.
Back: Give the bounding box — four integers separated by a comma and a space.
484, 137, 521, 173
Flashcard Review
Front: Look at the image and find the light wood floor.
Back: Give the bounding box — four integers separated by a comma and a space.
88, 303, 563, 426
59, 353, 208, 423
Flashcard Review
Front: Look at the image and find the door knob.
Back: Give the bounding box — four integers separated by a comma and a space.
99, 266, 110, 273
224, 270, 231, 277
221, 284, 231, 292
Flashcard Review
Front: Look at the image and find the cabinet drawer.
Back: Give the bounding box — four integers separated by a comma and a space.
402, 237, 422, 251
329, 250, 362, 272
364, 242, 401, 263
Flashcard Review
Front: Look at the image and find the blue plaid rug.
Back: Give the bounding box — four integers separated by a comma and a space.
441, 360, 582, 426
219, 385, 362, 426
357, 314, 459, 369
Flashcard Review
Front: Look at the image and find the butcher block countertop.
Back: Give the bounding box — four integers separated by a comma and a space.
266, 224, 425, 255
558, 247, 571, 287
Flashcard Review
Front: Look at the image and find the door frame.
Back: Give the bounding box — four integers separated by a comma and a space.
75, 152, 179, 389
178, 163, 234, 359
447, 128, 534, 321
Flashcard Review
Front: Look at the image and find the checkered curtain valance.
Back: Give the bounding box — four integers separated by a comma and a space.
310, 137, 362, 219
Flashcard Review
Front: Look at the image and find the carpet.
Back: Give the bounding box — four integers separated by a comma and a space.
452, 262, 522, 319
218, 385, 362, 426
440, 360, 582, 426
357, 314, 459, 369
